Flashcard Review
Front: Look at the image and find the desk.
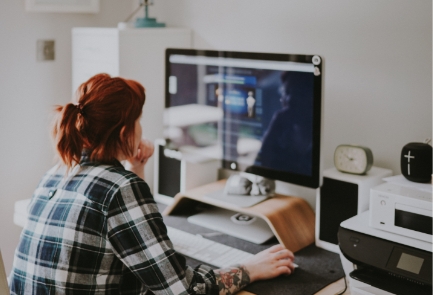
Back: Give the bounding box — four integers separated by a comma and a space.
14, 199, 349, 295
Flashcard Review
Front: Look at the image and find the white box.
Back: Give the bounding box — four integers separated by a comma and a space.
370, 182, 432, 243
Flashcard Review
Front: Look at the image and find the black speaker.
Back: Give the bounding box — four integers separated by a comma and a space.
319, 177, 358, 245
401, 142, 432, 183
157, 144, 182, 199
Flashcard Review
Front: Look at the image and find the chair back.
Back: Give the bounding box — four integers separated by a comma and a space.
0, 250, 9, 295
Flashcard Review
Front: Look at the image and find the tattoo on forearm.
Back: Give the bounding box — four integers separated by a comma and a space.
214, 264, 251, 295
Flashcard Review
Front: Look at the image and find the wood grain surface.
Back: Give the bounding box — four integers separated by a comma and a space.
163, 180, 315, 253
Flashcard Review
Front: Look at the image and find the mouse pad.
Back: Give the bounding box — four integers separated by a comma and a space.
159, 203, 345, 295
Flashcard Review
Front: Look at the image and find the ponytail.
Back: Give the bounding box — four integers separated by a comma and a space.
52, 103, 85, 167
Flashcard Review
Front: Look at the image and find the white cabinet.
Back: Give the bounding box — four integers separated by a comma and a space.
72, 27, 192, 191
72, 28, 120, 89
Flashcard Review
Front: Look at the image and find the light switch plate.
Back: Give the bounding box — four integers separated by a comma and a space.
37, 40, 55, 61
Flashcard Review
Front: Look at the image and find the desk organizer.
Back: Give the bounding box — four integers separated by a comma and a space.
163, 180, 315, 252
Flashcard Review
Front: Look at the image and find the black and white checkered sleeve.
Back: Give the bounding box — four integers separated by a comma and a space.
107, 177, 218, 295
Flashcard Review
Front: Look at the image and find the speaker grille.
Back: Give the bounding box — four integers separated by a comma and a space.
319, 177, 358, 244
158, 145, 181, 198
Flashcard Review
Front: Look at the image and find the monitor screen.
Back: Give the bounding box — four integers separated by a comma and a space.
164, 49, 322, 188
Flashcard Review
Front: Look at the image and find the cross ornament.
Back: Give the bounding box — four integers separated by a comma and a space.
404, 150, 415, 175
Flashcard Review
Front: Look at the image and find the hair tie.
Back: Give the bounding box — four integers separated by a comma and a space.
75, 103, 85, 116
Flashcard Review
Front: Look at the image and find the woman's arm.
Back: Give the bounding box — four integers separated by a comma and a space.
107, 180, 219, 294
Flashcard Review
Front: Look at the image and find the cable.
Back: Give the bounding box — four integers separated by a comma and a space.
335, 276, 347, 295
123, 2, 144, 22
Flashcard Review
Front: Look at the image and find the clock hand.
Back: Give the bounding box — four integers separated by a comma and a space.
343, 153, 353, 161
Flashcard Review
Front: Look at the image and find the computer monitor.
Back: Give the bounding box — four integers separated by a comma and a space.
164, 48, 323, 189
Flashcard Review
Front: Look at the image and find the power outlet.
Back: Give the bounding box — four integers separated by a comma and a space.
37, 40, 55, 61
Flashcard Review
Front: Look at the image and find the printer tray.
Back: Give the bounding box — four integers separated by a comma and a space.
350, 267, 432, 295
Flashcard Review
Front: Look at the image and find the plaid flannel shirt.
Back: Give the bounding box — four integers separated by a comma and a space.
9, 153, 219, 295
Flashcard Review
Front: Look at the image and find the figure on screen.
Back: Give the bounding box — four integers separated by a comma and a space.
255, 71, 314, 176
216, 87, 224, 107
246, 91, 256, 118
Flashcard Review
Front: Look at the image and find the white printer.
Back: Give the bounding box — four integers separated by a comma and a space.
339, 211, 432, 295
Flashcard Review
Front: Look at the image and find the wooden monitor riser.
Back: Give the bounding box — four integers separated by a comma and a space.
162, 180, 315, 253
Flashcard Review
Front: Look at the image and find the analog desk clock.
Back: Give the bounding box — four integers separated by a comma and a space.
334, 144, 373, 175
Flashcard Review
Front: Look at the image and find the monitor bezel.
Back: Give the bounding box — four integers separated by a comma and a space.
165, 48, 323, 189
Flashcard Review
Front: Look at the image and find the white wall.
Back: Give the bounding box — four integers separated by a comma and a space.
153, 0, 432, 174
0, 0, 135, 273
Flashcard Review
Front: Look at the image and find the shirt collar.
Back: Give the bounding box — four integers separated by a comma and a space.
79, 150, 124, 168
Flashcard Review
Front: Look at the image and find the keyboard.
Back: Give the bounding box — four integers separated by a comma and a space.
167, 226, 299, 269
167, 226, 254, 268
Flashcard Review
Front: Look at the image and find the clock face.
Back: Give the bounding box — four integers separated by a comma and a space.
334, 145, 373, 174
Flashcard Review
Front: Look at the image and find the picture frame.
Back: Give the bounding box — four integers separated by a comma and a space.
25, 0, 99, 13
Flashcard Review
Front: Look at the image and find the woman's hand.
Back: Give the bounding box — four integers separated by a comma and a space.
243, 244, 295, 282
126, 139, 154, 179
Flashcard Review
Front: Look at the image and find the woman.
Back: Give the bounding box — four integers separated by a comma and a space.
9, 74, 295, 295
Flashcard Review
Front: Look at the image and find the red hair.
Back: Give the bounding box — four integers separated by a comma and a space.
52, 73, 145, 168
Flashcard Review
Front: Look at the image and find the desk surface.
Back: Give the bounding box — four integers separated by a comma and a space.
238, 277, 350, 295
237, 279, 350, 295
315, 278, 350, 295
